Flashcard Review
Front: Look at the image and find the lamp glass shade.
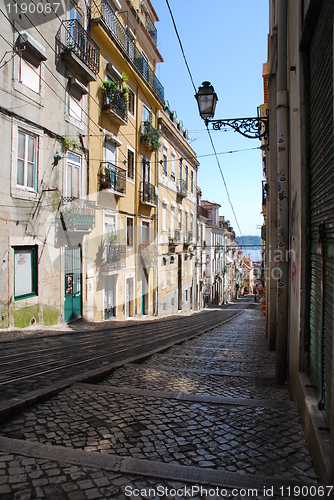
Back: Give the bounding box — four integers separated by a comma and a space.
195, 81, 218, 120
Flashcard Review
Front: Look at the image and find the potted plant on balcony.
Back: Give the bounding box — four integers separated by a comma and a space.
140, 119, 161, 152
99, 164, 111, 190
107, 233, 118, 245
102, 80, 117, 109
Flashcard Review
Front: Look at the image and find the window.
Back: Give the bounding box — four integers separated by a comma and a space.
65, 152, 81, 198
70, 3, 81, 23
185, 289, 188, 302
171, 153, 175, 182
69, 92, 82, 121
126, 30, 135, 60
191, 170, 194, 194
185, 164, 188, 189
162, 147, 167, 176
103, 213, 116, 263
127, 149, 134, 180
14, 246, 37, 300
170, 206, 175, 238
185, 212, 188, 236
127, 217, 134, 247
162, 203, 167, 231
178, 210, 182, 232
20, 57, 41, 93
104, 213, 116, 237
143, 104, 151, 126
17, 130, 38, 191
179, 158, 182, 181
190, 213, 194, 234
142, 157, 150, 183
17, 32, 46, 95
128, 88, 135, 116
142, 221, 150, 243
142, 51, 149, 80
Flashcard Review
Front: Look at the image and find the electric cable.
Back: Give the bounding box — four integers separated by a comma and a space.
165, 0, 247, 244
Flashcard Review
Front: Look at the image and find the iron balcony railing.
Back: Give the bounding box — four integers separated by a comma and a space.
168, 229, 176, 245
262, 180, 267, 205
98, 162, 126, 195
91, 0, 164, 102
197, 205, 209, 218
58, 197, 96, 232
174, 229, 182, 244
145, 12, 157, 46
184, 231, 194, 245
102, 242, 126, 271
177, 178, 187, 198
139, 181, 157, 205
55, 20, 100, 75
103, 87, 128, 122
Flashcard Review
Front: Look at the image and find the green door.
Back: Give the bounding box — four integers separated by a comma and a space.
308, 0, 334, 422
64, 246, 82, 322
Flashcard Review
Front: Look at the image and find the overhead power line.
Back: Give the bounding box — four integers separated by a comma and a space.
165, 0, 245, 246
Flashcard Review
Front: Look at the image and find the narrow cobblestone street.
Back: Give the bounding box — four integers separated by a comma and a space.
0, 304, 328, 499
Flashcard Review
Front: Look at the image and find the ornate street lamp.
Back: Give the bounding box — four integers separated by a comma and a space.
195, 81, 269, 140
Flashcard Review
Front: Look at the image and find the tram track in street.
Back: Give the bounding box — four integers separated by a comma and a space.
0, 304, 251, 410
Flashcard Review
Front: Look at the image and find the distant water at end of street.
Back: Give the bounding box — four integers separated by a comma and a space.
242, 248, 262, 262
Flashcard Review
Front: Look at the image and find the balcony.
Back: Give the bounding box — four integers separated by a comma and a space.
173, 229, 182, 244
100, 242, 126, 274
55, 20, 100, 82
262, 180, 267, 217
98, 162, 126, 196
184, 231, 194, 246
91, 0, 164, 103
177, 179, 188, 198
58, 197, 95, 232
140, 121, 161, 152
139, 181, 157, 206
197, 205, 209, 219
103, 84, 128, 123
168, 229, 177, 247
145, 12, 157, 46
55, 197, 96, 247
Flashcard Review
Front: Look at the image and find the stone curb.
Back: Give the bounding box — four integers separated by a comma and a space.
76, 382, 293, 409
0, 435, 313, 494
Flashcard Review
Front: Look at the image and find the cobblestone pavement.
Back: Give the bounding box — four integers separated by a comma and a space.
0, 303, 329, 499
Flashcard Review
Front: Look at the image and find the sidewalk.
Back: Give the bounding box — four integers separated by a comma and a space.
0, 301, 242, 343
0, 304, 325, 499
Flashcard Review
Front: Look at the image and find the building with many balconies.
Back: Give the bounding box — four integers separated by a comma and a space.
87, 0, 164, 320
156, 102, 199, 315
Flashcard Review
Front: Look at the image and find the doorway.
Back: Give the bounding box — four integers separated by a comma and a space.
178, 253, 182, 310
104, 275, 116, 319
142, 273, 148, 315
64, 245, 82, 322
126, 277, 134, 318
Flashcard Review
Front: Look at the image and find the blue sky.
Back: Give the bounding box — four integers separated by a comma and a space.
154, 0, 269, 236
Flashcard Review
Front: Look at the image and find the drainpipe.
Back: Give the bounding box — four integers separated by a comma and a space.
275, 0, 289, 383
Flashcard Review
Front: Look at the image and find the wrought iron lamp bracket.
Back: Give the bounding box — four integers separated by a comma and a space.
205, 115, 269, 140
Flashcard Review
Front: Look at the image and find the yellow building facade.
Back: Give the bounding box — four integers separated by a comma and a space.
157, 105, 199, 315
87, 0, 164, 320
